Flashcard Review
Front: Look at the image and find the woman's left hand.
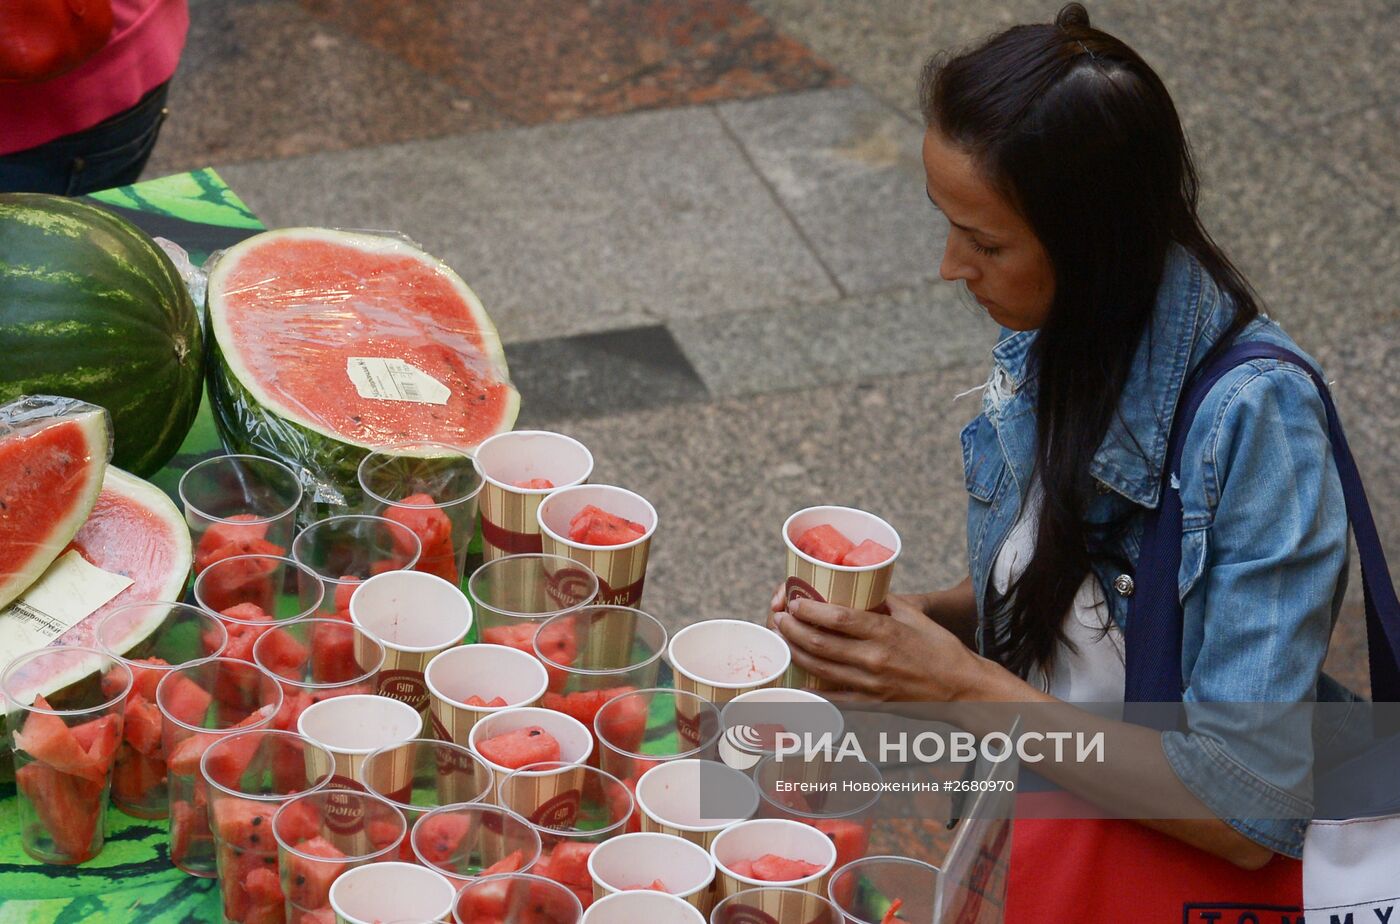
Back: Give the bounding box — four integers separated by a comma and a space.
768, 595, 992, 702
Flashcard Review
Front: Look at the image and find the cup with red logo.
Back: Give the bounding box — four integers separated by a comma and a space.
474, 430, 595, 561
536, 485, 657, 609
296, 693, 423, 791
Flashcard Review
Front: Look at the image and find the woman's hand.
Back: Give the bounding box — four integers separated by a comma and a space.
766, 595, 991, 702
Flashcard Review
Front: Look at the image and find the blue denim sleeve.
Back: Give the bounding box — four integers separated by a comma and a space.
1161, 361, 1348, 858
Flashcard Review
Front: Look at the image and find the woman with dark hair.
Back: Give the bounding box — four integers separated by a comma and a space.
771, 3, 1353, 913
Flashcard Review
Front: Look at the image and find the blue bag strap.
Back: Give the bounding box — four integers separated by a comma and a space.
1124, 342, 1400, 703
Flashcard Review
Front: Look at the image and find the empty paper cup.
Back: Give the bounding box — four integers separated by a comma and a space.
594, 689, 721, 784
537, 485, 657, 608
453, 873, 583, 924
358, 441, 484, 585
718, 688, 844, 773
587, 832, 716, 910
711, 819, 837, 901
179, 454, 303, 574
635, 760, 760, 849
468, 706, 594, 794
193, 553, 324, 621
424, 643, 549, 744
297, 694, 423, 790
827, 856, 939, 924
329, 861, 457, 924
360, 738, 493, 859
582, 890, 706, 923
782, 506, 900, 691
475, 430, 594, 561
410, 803, 543, 887
668, 621, 790, 736
349, 569, 473, 715
711, 887, 843, 924
292, 514, 422, 618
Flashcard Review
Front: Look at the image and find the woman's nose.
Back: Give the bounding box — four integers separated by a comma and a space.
940, 239, 975, 283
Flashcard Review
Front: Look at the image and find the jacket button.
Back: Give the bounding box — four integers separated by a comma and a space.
1095, 480, 1111, 495
1113, 574, 1135, 597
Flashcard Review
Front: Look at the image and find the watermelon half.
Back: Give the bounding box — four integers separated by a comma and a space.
0, 194, 204, 476
205, 228, 519, 505
0, 396, 110, 612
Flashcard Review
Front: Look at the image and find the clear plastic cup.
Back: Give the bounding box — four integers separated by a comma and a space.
359, 738, 494, 860
252, 616, 386, 739
96, 601, 230, 818
329, 860, 457, 924
593, 689, 721, 785
469, 553, 599, 654
155, 657, 282, 877
292, 514, 422, 618
273, 788, 407, 922
410, 803, 543, 888
454, 872, 583, 924
826, 856, 939, 923
2, 647, 131, 865
193, 552, 325, 623
358, 441, 484, 586
201, 729, 336, 923
179, 454, 304, 574
534, 606, 667, 697
710, 887, 843, 924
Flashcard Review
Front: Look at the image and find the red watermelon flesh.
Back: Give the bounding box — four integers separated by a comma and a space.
747, 854, 824, 882
624, 879, 668, 891
414, 811, 472, 866
458, 874, 576, 923
206, 229, 519, 468
593, 689, 647, 753
515, 478, 555, 489
332, 576, 360, 614
567, 505, 645, 546
69, 713, 120, 774
537, 842, 596, 908
112, 743, 165, 805
842, 539, 895, 568
159, 671, 214, 727
476, 726, 561, 769
308, 619, 360, 683
194, 514, 280, 572
463, 694, 509, 707
257, 626, 309, 677
12, 699, 113, 783
0, 398, 109, 612
794, 524, 855, 566
197, 544, 282, 612
285, 835, 348, 909
15, 760, 102, 863
481, 847, 527, 875
213, 798, 279, 851
881, 898, 906, 923
384, 493, 457, 582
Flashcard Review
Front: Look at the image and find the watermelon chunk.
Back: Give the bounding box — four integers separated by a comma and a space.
882, 897, 906, 923
794, 524, 855, 566
213, 798, 279, 851
727, 859, 754, 879
463, 694, 509, 707
13, 699, 112, 784
514, 478, 555, 489
482, 619, 576, 692
332, 576, 360, 614
198, 543, 282, 612
194, 514, 281, 573
414, 811, 472, 866
103, 656, 169, 702
112, 743, 166, 807
167, 704, 275, 776
567, 505, 646, 546
158, 671, 213, 727
0, 397, 109, 612
538, 841, 595, 889
812, 818, 869, 871
481, 847, 527, 875
70, 713, 120, 774
384, 493, 457, 583
623, 879, 668, 891
309, 619, 360, 683
257, 626, 310, 677
594, 690, 647, 753
842, 539, 895, 568
476, 726, 562, 769
275, 798, 322, 845
748, 854, 824, 882
15, 760, 103, 863
285, 835, 348, 909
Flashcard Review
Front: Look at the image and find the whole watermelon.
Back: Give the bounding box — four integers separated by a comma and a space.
0, 194, 203, 475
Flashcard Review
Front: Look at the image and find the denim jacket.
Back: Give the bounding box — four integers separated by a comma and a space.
960, 247, 1349, 857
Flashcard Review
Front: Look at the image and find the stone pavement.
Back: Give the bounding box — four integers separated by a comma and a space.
148, 0, 1397, 698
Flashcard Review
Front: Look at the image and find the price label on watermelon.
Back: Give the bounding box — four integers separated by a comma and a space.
346, 357, 451, 405
0, 551, 133, 652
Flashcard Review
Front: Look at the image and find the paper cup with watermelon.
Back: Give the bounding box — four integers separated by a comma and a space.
202, 728, 337, 924
582, 889, 706, 923
634, 759, 760, 850
273, 788, 408, 922
328, 860, 457, 924
593, 689, 721, 787
586, 832, 716, 912
826, 855, 939, 924
474, 430, 595, 562
667, 620, 791, 740
453, 872, 583, 924
296, 693, 423, 791
94, 602, 231, 819
711, 887, 843, 924
2, 647, 130, 865
710, 818, 838, 902
410, 802, 543, 887
292, 514, 423, 620
359, 738, 494, 860
424, 642, 549, 745
179, 454, 303, 575
536, 485, 657, 608
347, 569, 473, 717
253, 616, 387, 739
468, 705, 594, 801
155, 657, 283, 876
781, 506, 901, 691
718, 688, 844, 776
358, 441, 484, 585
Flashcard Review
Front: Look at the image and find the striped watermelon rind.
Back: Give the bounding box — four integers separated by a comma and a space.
205, 228, 519, 507
0, 195, 204, 477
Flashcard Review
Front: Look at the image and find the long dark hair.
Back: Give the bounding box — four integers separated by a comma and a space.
920, 3, 1261, 678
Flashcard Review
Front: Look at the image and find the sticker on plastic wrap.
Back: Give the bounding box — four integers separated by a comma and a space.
0, 551, 133, 652
346, 357, 452, 405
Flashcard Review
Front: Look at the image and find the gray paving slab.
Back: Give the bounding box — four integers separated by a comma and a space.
218, 106, 841, 343
1291, 101, 1400, 213
671, 279, 998, 399
715, 87, 944, 297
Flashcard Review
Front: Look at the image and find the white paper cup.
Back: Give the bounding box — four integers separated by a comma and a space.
668, 620, 790, 710
475, 431, 595, 561
581, 890, 706, 923
349, 569, 474, 715
467, 706, 594, 794
634, 759, 760, 849
329, 861, 456, 924
710, 818, 838, 901
588, 832, 716, 910
537, 485, 657, 608
298, 694, 424, 789
425, 644, 550, 744
718, 688, 845, 773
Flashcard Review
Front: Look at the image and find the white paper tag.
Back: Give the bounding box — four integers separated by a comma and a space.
346, 357, 451, 405
0, 552, 134, 652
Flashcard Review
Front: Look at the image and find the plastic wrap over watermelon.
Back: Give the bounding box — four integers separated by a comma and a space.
205, 228, 519, 508
0, 395, 112, 612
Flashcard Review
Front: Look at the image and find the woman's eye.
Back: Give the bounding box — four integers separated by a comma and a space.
971, 240, 1000, 257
